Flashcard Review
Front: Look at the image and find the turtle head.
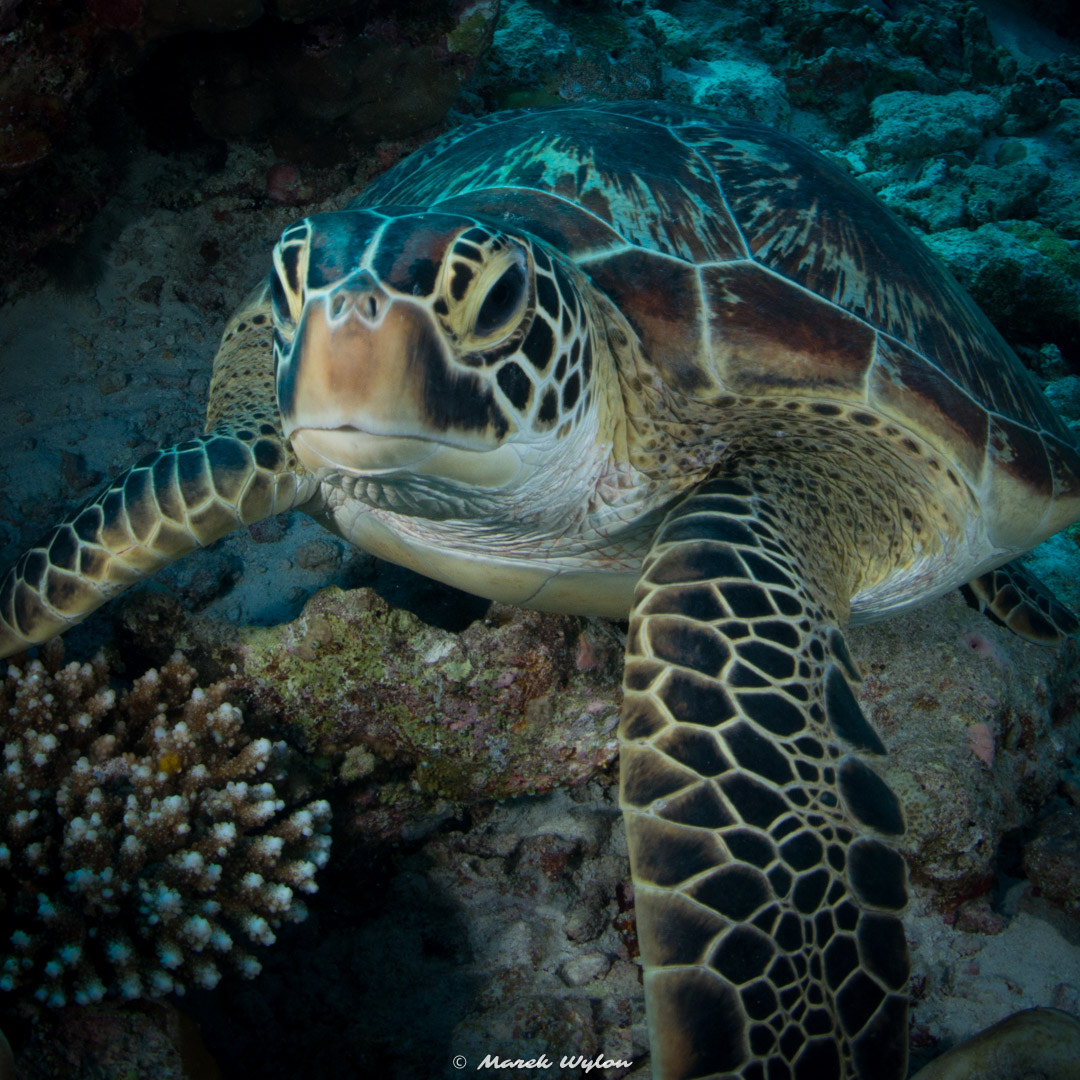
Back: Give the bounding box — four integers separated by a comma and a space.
271, 209, 609, 500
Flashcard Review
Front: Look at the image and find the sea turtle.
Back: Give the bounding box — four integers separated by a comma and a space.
1, 100, 1079, 1079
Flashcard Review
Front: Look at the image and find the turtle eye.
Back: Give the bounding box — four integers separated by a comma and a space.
475, 263, 526, 338
271, 234, 308, 340
270, 270, 294, 336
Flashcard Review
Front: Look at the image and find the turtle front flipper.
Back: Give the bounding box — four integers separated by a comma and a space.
0, 430, 313, 659
962, 562, 1079, 643
621, 476, 909, 1080
0, 281, 319, 660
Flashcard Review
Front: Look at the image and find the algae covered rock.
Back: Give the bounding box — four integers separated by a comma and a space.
1023, 805, 1080, 912
665, 57, 790, 125
122, 575, 1080, 908
850, 589, 1080, 903
922, 222, 1080, 352
484, 0, 661, 108
858, 90, 1004, 166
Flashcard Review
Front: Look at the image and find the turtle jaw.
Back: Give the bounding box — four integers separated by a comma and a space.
290, 426, 527, 489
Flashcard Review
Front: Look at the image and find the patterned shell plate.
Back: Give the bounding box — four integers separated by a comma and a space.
350, 100, 1080, 529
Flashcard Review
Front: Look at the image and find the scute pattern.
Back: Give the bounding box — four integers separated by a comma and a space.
673, 112, 1068, 435
622, 477, 910, 1080
963, 560, 1080, 642
354, 109, 748, 266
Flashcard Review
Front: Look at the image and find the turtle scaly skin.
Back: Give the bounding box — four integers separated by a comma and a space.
3, 102, 1080, 1078
624, 475, 910, 1078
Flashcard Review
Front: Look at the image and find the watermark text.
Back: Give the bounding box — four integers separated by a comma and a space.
464, 1052, 633, 1072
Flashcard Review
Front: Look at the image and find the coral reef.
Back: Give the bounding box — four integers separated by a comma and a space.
180, 589, 1080, 1078
115, 580, 1080, 910
0, 642, 330, 1008
857, 591, 1080, 903
922, 223, 1080, 356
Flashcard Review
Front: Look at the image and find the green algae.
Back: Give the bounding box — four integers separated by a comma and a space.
447, 11, 493, 57
999, 220, 1080, 281
138, 586, 624, 810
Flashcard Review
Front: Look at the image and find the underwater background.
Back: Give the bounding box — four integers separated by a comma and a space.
1, 1, 1080, 1077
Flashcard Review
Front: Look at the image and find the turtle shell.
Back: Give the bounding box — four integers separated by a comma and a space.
352, 100, 1080, 550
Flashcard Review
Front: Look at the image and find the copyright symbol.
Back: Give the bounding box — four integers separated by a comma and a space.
453, 1056, 467, 1069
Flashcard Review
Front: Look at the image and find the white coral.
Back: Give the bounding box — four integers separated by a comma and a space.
0, 642, 332, 1007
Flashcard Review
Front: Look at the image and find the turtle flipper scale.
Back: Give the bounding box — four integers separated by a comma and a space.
621, 477, 909, 1080
0, 429, 310, 659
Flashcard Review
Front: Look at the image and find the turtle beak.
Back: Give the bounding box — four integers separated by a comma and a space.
278, 270, 434, 440
277, 271, 520, 485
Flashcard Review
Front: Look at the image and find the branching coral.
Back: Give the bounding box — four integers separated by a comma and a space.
0, 642, 331, 1007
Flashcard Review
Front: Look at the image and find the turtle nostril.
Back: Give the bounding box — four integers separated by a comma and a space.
330, 293, 346, 319
363, 293, 378, 321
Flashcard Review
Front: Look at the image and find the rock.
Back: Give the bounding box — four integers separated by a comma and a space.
157, 547, 244, 611
58, 450, 103, 494
786, 46, 944, 133
858, 90, 1005, 166
121, 585, 625, 839
854, 590, 1080, 904
874, 148, 1053, 234
665, 57, 790, 125
1000, 70, 1073, 135
1051, 99, 1080, 149
1044, 376, 1080, 422
293, 537, 342, 573
484, 0, 572, 103
922, 222, 1080, 354
952, 898, 1006, 936
881, 0, 1004, 85
558, 952, 612, 988
1023, 806, 1080, 912
873, 156, 972, 233
13, 1000, 215, 1080
342, 42, 468, 142
964, 159, 1051, 224
641, 8, 697, 65
484, 0, 663, 109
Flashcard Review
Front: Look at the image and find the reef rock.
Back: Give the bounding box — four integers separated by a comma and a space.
857, 90, 1005, 166
923, 222, 1080, 355
664, 57, 790, 125
121, 585, 624, 841
853, 590, 1080, 904
1023, 805, 1080, 912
